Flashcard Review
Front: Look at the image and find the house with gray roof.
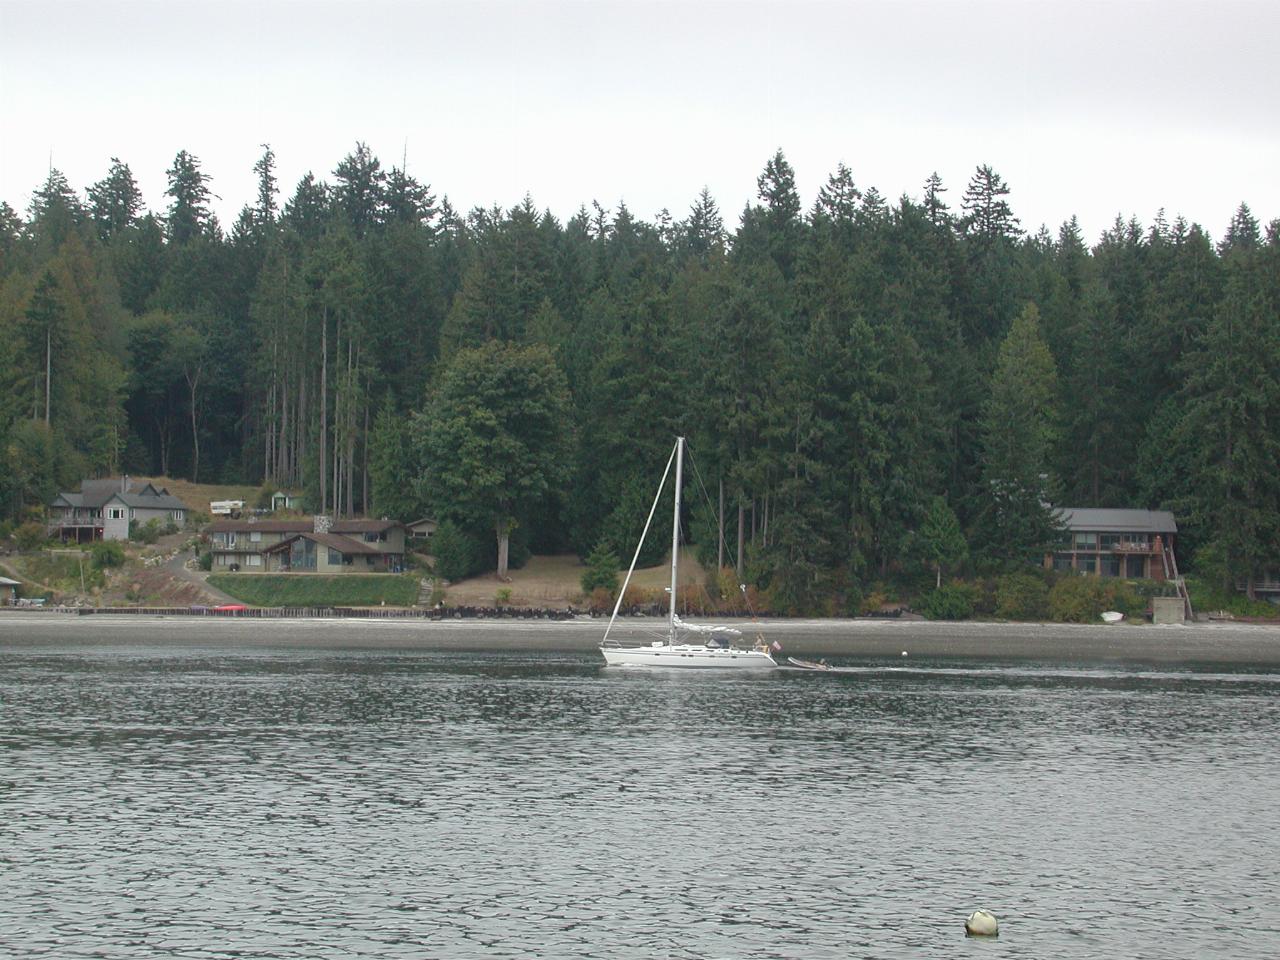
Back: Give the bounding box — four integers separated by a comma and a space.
207, 516, 406, 573
1046, 508, 1178, 580
49, 477, 189, 542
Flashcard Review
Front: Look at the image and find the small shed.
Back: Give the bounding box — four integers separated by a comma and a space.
0, 576, 20, 605
407, 517, 438, 542
271, 492, 302, 512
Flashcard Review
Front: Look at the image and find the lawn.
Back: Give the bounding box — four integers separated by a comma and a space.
208, 574, 420, 607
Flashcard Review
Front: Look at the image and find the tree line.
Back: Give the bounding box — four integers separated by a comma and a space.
1, 144, 1276, 606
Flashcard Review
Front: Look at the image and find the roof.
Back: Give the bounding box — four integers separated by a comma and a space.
107, 491, 188, 511
1056, 508, 1177, 534
330, 518, 404, 533
407, 517, 438, 529
262, 531, 384, 555
0, 576, 20, 586
207, 519, 314, 534
51, 478, 189, 511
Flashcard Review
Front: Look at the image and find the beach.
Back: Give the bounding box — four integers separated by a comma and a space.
2, 611, 1279, 665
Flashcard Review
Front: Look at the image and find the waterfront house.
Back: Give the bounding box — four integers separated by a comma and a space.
207, 518, 314, 570
208, 516, 407, 573
49, 477, 189, 542
1045, 508, 1178, 580
0, 576, 19, 605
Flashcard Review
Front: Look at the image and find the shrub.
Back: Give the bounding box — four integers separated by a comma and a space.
14, 521, 46, 552
432, 521, 485, 581
970, 576, 999, 616
842, 582, 864, 618
198, 551, 213, 571
580, 542, 620, 595
495, 587, 513, 606
996, 572, 1050, 620
921, 582, 976, 620
130, 519, 162, 544
859, 589, 890, 616
1048, 576, 1145, 622
91, 540, 126, 569
1185, 576, 1278, 619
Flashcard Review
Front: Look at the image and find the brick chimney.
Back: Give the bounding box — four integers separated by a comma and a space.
313, 515, 332, 534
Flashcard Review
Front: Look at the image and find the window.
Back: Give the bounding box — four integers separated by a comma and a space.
1102, 555, 1121, 577
1075, 532, 1097, 551
290, 538, 316, 570
1053, 553, 1074, 572
250, 531, 262, 542
247, 554, 262, 567
1126, 555, 1147, 578
107, 507, 125, 520
328, 549, 343, 566
1079, 554, 1097, 574
1122, 533, 1149, 550
1100, 533, 1121, 550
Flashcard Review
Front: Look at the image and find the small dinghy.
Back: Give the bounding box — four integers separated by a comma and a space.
1100, 611, 1124, 624
787, 657, 835, 671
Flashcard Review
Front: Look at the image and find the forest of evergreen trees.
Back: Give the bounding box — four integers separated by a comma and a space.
1, 144, 1277, 606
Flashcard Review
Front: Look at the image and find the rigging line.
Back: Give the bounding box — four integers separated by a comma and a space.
685, 446, 735, 573
602, 439, 678, 645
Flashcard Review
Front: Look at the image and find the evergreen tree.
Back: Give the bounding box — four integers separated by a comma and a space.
961, 164, 1020, 245
368, 394, 418, 521
87, 158, 144, 242
1182, 244, 1280, 596
976, 302, 1061, 565
253, 144, 278, 226
922, 172, 950, 227
332, 142, 386, 235
918, 496, 967, 587
29, 169, 84, 254
165, 150, 215, 244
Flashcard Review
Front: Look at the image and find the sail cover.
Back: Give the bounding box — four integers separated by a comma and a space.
672, 614, 741, 636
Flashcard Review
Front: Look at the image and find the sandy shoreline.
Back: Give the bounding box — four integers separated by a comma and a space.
2, 611, 1279, 665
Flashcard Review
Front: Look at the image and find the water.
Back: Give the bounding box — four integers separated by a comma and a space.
3, 640, 1280, 958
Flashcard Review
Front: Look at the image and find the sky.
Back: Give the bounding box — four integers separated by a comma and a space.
2, 0, 1277, 244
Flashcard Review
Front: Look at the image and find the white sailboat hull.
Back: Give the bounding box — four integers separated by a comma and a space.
601, 643, 777, 669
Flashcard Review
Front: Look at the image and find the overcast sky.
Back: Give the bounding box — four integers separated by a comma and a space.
2, 0, 1276, 243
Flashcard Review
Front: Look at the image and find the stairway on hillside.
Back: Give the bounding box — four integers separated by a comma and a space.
416, 577, 434, 606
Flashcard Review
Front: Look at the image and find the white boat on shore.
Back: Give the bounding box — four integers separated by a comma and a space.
599, 437, 777, 670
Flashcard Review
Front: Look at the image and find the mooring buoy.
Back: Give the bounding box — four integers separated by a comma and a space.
965, 909, 999, 936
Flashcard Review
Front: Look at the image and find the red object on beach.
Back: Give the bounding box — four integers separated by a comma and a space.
213, 603, 248, 612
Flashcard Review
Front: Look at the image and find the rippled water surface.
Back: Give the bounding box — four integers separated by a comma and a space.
3, 640, 1280, 958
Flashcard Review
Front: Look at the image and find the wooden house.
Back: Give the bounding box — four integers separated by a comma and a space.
208, 516, 407, 573
49, 477, 189, 542
1046, 508, 1178, 580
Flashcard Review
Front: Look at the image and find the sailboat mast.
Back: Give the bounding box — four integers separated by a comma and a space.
668, 436, 684, 642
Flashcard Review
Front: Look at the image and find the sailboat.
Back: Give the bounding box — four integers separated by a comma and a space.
599, 437, 778, 669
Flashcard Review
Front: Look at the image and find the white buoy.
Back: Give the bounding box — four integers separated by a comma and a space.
965, 910, 999, 936
901, 650, 908, 657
